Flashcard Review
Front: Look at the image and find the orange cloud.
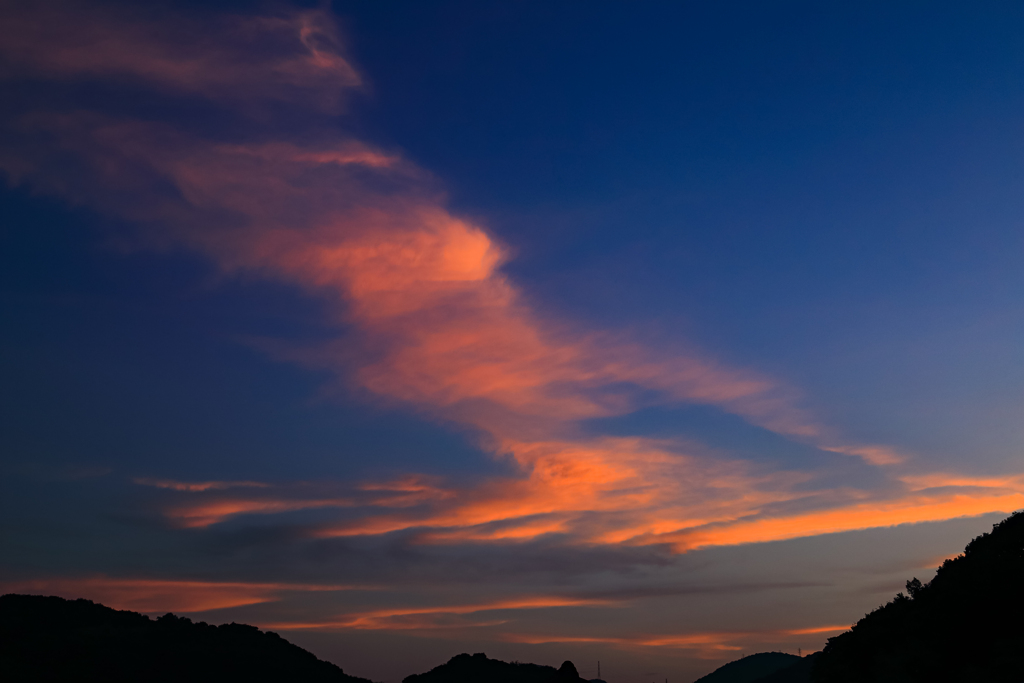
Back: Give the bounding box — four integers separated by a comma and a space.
357, 476, 456, 508
505, 632, 743, 653
264, 596, 612, 631
134, 475, 457, 528
783, 625, 849, 636
165, 496, 356, 528
309, 437, 806, 547
502, 623, 850, 657
149, 438, 1024, 553
658, 490, 1024, 552
898, 472, 1024, 491
0, 576, 366, 614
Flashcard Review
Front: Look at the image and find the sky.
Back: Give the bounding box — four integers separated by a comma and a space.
1, 1, 1023, 681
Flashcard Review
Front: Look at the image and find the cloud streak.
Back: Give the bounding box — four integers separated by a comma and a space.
133, 462, 1024, 554
0, 576, 368, 614
265, 596, 612, 632
134, 478, 270, 493
0, 0, 358, 109
501, 624, 852, 658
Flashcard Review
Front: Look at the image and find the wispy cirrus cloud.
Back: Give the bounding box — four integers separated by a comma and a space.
131, 463, 1024, 553
0, 0, 359, 110
655, 487, 1024, 553
501, 624, 851, 657
1, 0, 1019, 567
266, 596, 612, 632
131, 475, 453, 528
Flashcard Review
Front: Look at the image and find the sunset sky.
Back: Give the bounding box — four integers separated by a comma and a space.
2, 1, 1024, 681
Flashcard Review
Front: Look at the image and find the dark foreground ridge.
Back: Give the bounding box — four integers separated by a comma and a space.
813, 509, 1024, 682
692, 652, 805, 683
404, 652, 600, 683
696, 510, 1024, 683
0, 594, 373, 683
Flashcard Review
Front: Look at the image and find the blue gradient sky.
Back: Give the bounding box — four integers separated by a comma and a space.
2, 2, 1023, 681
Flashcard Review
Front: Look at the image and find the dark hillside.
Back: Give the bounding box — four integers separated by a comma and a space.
813, 510, 1024, 682
404, 652, 591, 683
691, 652, 801, 683
751, 654, 816, 683
0, 594, 372, 683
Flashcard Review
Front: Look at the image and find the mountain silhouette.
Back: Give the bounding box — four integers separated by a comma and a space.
691, 652, 802, 683
0, 594, 372, 683
752, 653, 816, 683
696, 511, 1024, 683
811, 510, 1024, 682
403, 652, 594, 683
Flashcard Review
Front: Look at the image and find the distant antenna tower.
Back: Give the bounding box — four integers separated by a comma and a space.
798, 648, 802, 657
597, 661, 600, 679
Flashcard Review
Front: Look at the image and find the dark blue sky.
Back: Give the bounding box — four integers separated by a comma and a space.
339, 0, 1024, 465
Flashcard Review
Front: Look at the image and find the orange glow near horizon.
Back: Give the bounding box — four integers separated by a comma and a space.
0, 577, 369, 614
501, 623, 852, 657
263, 596, 613, 631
